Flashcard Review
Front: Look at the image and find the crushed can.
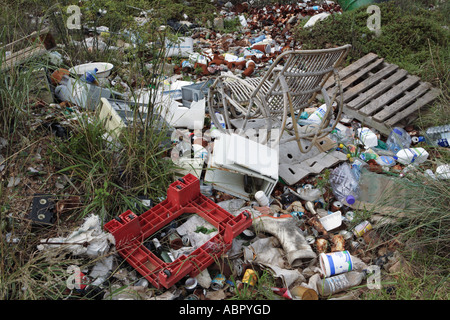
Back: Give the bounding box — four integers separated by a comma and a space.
211, 273, 226, 290
353, 220, 373, 237
242, 269, 257, 286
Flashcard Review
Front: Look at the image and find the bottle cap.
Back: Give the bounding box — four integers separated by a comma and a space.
346, 195, 356, 205
393, 128, 402, 135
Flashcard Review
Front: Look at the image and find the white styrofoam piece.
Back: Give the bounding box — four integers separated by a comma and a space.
204, 162, 276, 200
205, 132, 278, 200
319, 211, 342, 231
135, 85, 205, 130
213, 133, 278, 180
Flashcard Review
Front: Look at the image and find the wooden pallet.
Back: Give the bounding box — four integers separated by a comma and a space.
325, 53, 440, 136
1, 27, 56, 72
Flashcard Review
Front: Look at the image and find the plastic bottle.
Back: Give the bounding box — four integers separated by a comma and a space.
386, 127, 412, 153
350, 158, 367, 182
250, 34, 266, 45
210, 112, 226, 139
396, 147, 429, 165
424, 124, 450, 147
330, 126, 354, 145
359, 152, 378, 162
82, 68, 98, 84
329, 163, 360, 206
317, 271, 367, 297
356, 127, 378, 148
255, 190, 270, 207
298, 103, 329, 126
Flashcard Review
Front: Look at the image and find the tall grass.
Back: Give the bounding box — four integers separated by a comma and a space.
0, 0, 191, 299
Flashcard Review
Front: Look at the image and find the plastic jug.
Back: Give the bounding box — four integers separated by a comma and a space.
386, 127, 411, 153
356, 127, 378, 148
396, 147, 429, 165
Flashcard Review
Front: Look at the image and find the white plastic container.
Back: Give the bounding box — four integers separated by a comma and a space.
307, 103, 328, 124
356, 127, 378, 148
319, 211, 342, 231
396, 147, 429, 165
319, 251, 353, 277
255, 190, 270, 207
375, 155, 397, 167
69, 62, 114, 78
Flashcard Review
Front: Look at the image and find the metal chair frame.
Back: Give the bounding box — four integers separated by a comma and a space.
208, 44, 351, 152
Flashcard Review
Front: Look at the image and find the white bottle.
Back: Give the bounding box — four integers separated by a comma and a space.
307, 103, 328, 124
255, 190, 270, 207
396, 147, 429, 165
210, 112, 226, 139
317, 271, 366, 297
356, 127, 378, 148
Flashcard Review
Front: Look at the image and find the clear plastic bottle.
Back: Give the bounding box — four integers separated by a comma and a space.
317, 271, 366, 297
330, 126, 354, 145
386, 127, 412, 153
329, 163, 360, 206
350, 158, 367, 182
424, 124, 450, 147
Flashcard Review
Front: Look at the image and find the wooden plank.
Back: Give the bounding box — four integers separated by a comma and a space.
340, 58, 385, 91
325, 52, 379, 89
1, 46, 46, 72
373, 82, 431, 122
343, 63, 399, 103
358, 75, 421, 116
342, 105, 392, 136
347, 69, 409, 110
1, 28, 54, 72
385, 88, 440, 126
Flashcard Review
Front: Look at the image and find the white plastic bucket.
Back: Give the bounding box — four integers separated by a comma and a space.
319, 251, 353, 277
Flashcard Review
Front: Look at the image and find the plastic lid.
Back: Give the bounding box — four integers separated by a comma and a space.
346, 195, 356, 205
393, 128, 402, 135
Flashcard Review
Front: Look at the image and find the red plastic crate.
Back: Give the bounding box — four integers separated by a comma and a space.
104, 174, 252, 289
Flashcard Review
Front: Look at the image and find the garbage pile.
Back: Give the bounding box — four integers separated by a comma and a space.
168, 1, 343, 79
6, 0, 448, 301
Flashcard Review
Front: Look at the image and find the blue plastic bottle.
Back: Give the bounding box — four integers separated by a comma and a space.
386, 127, 411, 153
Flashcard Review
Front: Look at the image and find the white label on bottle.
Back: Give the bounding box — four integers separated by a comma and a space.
325, 274, 350, 294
